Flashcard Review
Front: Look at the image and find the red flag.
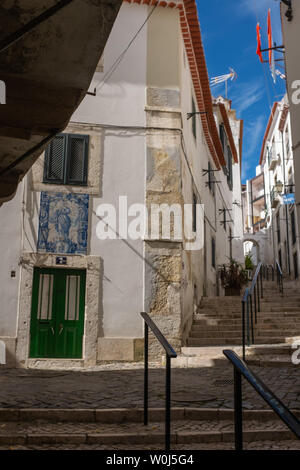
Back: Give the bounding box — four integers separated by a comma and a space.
267, 9, 273, 66
256, 23, 263, 63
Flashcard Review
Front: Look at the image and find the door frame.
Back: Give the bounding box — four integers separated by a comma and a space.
16, 253, 101, 368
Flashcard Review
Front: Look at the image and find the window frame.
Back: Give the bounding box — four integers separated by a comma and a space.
43, 133, 89, 186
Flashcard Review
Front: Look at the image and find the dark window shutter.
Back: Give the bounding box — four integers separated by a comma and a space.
44, 135, 66, 183
43, 133, 89, 186
192, 193, 197, 232
219, 124, 225, 151
212, 237, 216, 268
66, 135, 89, 185
192, 98, 197, 140
227, 146, 233, 190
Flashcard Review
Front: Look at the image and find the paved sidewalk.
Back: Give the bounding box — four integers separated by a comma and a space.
0, 359, 299, 410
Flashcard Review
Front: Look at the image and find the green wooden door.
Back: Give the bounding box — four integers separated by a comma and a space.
30, 268, 86, 358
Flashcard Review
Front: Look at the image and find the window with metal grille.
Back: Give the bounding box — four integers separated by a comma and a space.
44, 133, 89, 185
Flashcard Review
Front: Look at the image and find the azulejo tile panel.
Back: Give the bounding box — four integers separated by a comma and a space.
38, 192, 89, 254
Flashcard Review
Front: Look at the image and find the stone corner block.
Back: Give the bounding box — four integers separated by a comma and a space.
98, 337, 144, 362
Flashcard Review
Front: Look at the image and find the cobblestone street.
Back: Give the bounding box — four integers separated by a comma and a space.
0, 360, 299, 410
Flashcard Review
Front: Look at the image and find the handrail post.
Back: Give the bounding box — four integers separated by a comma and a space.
166, 354, 171, 451
253, 285, 257, 324
234, 367, 243, 451
144, 321, 149, 426
257, 275, 260, 312
242, 300, 245, 361
260, 269, 263, 299
246, 297, 250, 346
250, 294, 254, 344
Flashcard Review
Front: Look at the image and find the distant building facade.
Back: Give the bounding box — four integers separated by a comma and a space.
243, 95, 300, 277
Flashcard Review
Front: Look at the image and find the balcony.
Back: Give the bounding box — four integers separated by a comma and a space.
253, 217, 266, 233
270, 184, 283, 209
269, 154, 279, 171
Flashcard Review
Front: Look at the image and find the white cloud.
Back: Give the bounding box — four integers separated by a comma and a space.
240, 0, 272, 17
232, 81, 265, 114
241, 115, 266, 181
244, 115, 266, 156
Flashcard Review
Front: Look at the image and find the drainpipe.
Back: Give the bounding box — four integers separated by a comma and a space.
281, 130, 291, 275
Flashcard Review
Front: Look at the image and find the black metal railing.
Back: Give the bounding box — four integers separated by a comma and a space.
275, 259, 284, 294
241, 261, 264, 361
223, 349, 300, 450
140, 312, 177, 451
264, 264, 275, 281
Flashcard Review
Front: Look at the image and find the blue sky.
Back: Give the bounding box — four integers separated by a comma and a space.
196, 0, 286, 183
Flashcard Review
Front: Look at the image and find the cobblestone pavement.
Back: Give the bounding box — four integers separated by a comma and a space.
0, 359, 299, 410
0, 360, 300, 409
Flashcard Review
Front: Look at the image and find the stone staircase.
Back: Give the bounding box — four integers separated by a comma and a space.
175, 278, 300, 368
0, 407, 299, 449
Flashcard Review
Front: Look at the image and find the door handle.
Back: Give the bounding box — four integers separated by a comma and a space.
59, 323, 64, 335
51, 327, 55, 335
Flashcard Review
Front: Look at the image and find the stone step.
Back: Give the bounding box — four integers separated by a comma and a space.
187, 336, 296, 346
191, 322, 300, 331
246, 355, 296, 368
195, 313, 300, 320
248, 344, 293, 356
0, 408, 297, 447
189, 330, 243, 339
189, 329, 300, 339
173, 345, 296, 368
181, 344, 293, 357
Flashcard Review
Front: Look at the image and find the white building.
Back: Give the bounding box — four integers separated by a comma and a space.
0, 0, 244, 368
243, 95, 300, 277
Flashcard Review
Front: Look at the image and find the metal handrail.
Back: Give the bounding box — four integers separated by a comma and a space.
241, 262, 264, 361
275, 259, 284, 294
223, 349, 300, 450
140, 312, 177, 451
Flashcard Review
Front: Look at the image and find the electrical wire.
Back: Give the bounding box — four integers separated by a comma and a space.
92, 4, 158, 95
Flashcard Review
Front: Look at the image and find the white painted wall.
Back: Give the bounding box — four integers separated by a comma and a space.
0, 183, 23, 337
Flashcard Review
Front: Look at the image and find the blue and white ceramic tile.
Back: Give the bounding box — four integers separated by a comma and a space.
38, 192, 89, 254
